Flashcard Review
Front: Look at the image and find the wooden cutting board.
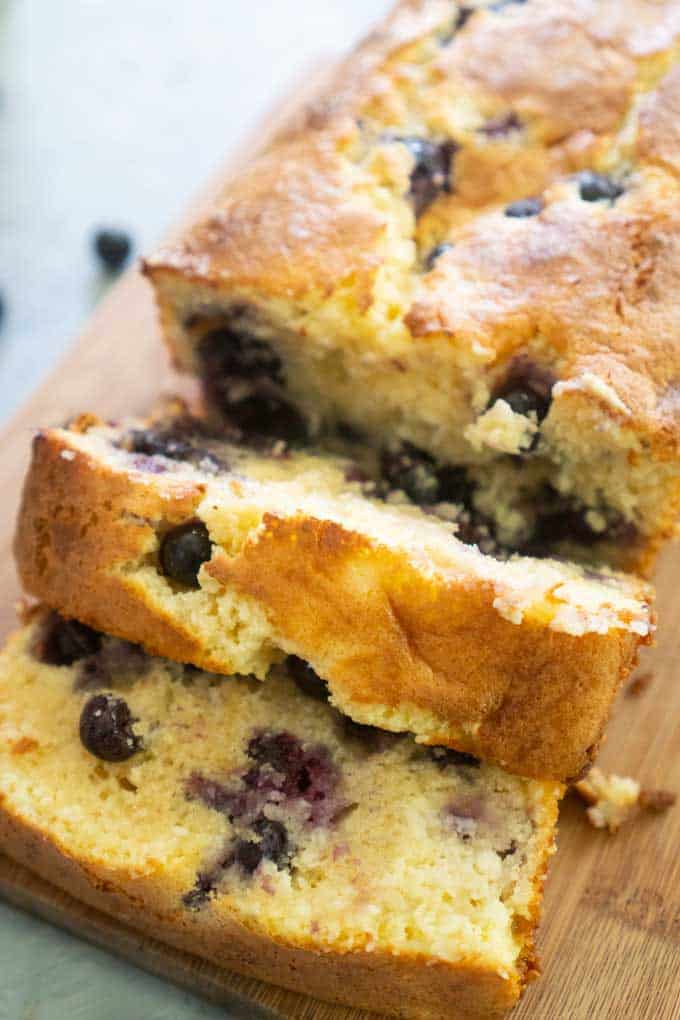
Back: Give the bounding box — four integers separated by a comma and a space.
0, 65, 678, 1020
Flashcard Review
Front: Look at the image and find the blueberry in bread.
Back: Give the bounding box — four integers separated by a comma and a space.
14, 405, 654, 781
144, 1, 680, 574
0, 607, 562, 1019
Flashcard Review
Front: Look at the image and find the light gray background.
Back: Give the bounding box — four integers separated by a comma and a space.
0, 1, 386, 1016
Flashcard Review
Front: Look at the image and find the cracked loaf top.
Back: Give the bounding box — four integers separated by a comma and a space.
145, 0, 680, 575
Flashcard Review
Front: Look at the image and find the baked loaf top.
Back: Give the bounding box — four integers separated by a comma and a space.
15, 408, 653, 780
145, 0, 680, 573
0, 609, 561, 1019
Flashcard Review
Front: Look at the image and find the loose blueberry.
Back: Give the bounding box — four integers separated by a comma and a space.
425, 242, 454, 271
287, 656, 329, 702
577, 171, 624, 203
504, 197, 543, 218
37, 613, 102, 666
92, 229, 132, 272
159, 521, 212, 588
391, 137, 457, 216
79, 693, 142, 762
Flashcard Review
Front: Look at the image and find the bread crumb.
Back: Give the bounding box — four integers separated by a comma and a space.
575, 769, 676, 831
574, 767, 640, 833
464, 400, 537, 455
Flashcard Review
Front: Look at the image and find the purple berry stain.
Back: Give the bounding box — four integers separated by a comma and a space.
183, 729, 345, 907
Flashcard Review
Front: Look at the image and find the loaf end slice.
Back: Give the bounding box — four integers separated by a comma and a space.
0, 609, 562, 1020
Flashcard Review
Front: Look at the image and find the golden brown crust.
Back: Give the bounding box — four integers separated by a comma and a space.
406, 171, 680, 447
143, 6, 680, 576
152, 133, 385, 308
0, 792, 545, 1019
209, 513, 641, 781
14, 426, 651, 781
14, 432, 211, 670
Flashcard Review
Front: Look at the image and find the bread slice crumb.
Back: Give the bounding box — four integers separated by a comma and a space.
574, 767, 675, 832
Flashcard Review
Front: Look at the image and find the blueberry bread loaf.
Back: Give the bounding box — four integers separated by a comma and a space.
144, 0, 680, 574
15, 407, 654, 780
0, 608, 562, 1019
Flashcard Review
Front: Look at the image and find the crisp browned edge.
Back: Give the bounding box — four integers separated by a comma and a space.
13, 424, 651, 782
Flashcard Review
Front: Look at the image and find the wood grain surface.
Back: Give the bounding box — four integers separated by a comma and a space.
0, 66, 678, 1020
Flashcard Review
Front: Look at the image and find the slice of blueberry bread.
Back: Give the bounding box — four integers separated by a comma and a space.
14, 406, 654, 781
0, 607, 562, 1019
144, 1, 680, 574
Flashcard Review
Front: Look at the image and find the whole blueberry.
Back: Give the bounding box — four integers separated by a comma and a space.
198, 328, 283, 383
391, 137, 457, 216
287, 656, 329, 702
436, 465, 474, 507
504, 197, 543, 218
38, 613, 102, 666
92, 229, 133, 271
341, 716, 400, 754
577, 171, 624, 203
160, 521, 212, 587
233, 839, 263, 875
79, 693, 142, 762
380, 443, 440, 505
222, 387, 309, 445
490, 359, 555, 426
